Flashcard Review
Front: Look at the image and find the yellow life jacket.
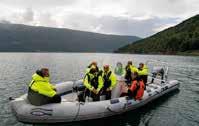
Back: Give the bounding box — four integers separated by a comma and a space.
138, 65, 149, 75
102, 70, 117, 90
130, 65, 138, 73
83, 72, 103, 92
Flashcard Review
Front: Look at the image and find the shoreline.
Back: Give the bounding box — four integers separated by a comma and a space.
0, 51, 198, 57
114, 50, 199, 56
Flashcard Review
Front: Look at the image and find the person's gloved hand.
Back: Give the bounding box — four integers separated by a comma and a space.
106, 87, 112, 92
94, 88, 101, 94
96, 90, 99, 94
92, 88, 97, 94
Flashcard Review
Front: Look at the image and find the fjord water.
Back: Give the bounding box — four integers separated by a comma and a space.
0, 53, 199, 126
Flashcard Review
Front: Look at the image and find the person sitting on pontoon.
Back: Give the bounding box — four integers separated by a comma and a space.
27, 68, 61, 106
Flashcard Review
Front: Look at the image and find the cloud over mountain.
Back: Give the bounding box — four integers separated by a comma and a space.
0, 0, 198, 37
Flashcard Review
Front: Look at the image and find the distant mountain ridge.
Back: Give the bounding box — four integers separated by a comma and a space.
116, 14, 199, 55
0, 23, 140, 52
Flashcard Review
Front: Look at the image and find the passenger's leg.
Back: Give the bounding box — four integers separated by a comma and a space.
151, 73, 156, 83
78, 89, 90, 102
105, 91, 111, 100
78, 91, 85, 102
142, 75, 148, 90
160, 71, 164, 83
143, 75, 148, 84
125, 75, 132, 85
51, 94, 61, 103
91, 92, 100, 101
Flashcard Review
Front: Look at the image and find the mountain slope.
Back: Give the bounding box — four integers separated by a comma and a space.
116, 14, 199, 55
0, 23, 140, 52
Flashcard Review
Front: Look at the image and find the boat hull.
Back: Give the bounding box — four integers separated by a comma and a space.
10, 80, 180, 123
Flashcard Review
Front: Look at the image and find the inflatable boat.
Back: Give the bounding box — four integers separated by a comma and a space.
10, 78, 179, 123
10, 61, 180, 123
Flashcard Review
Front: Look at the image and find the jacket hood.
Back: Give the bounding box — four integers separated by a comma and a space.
32, 73, 49, 82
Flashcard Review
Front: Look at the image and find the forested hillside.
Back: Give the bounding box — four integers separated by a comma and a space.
117, 15, 199, 55
0, 23, 140, 52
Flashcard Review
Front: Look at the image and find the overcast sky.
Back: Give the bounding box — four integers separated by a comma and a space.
0, 0, 198, 37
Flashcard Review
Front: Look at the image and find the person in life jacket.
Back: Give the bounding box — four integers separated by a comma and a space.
101, 65, 117, 100
138, 63, 149, 89
85, 61, 102, 76
114, 62, 125, 76
128, 72, 145, 100
78, 66, 103, 102
125, 61, 138, 84
27, 68, 61, 106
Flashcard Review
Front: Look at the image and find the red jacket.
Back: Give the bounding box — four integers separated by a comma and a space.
129, 80, 145, 100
